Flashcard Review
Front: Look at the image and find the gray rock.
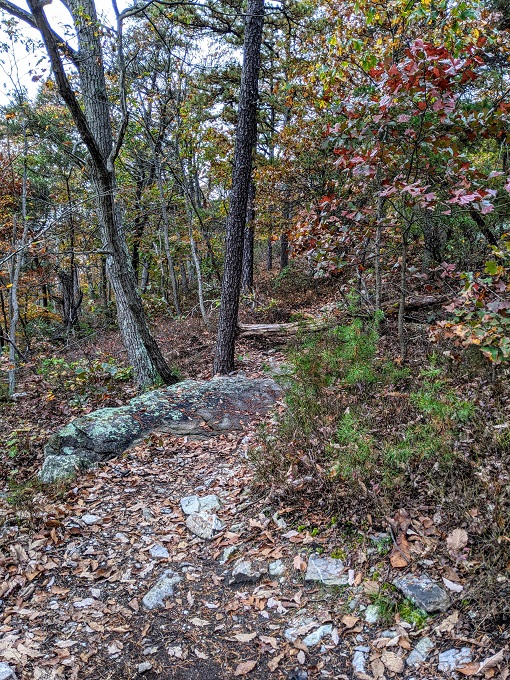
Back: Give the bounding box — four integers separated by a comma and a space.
142, 570, 181, 609
0, 663, 16, 680
40, 377, 281, 482
229, 559, 261, 585
268, 559, 286, 577
393, 574, 450, 613
284, 616, 317, 642
149, 544, 169, 559
407, 637, 435, 667
287, 670, 307, 680
180, 494, 221, 515
220, 545, 240, 564
302, 624, 332, 647
186, 512, 225, 540
81, 514, 101, 525
438, 647, 472, 673
272, 512, 287, 529
364, 604, 380, 624
137, 662, 152, 673
39, 454, 88, 484
305, 553, 348, 586
352, 650, 367, 675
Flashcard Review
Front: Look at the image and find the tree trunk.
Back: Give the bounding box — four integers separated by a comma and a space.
22, 0, 177, 388
214, 0, 265, 373
140, 259, 150, 293
398, 236, 408, 361
241, 179, 255, 293
8, 113, 29, 398
267, 236, 273, 270
155, 153, 180, 315
58, 267, 83, 333
280, 232, 289, 269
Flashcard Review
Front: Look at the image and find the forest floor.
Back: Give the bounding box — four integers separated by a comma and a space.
1, 274, 509, 679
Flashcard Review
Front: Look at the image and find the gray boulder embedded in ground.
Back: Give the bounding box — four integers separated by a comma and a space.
142, 570, 181, 609
393, 573, 450, 613
149, 544, 169, 559
268, 559, 286, 577
305, 553, 348, 586
40, 376, 281, 482
186, 512, 225, 539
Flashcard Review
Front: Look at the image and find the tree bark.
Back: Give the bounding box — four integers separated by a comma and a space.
22, 0, 177, 388
241, 179, 256, 293
154, 153, 181, 315
214, 0, 265, 373
267, 236, 273, 270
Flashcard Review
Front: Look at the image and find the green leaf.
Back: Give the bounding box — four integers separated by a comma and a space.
485, 260, 499, 275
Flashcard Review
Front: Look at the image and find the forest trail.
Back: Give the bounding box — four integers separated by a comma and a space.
0, 350, 508, 680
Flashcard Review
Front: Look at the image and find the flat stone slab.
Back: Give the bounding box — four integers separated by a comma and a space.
438, 647, 472, 672
393, 573, 450, 613
407, 637, 435, 667
305, 553, 348, 586
142, 570, 182, 609
40, 376, 281, 482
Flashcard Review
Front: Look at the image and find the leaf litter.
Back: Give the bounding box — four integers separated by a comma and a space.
0, 346, 509, 679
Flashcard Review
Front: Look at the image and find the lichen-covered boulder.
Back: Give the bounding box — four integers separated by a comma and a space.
39, 376, 280, 483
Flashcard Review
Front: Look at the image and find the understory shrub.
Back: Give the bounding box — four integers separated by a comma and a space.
252, 317, 475, 499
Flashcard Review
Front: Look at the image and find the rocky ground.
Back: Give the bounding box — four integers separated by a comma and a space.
0, 353, 509, 680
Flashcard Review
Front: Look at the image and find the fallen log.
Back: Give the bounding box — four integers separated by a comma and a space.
382, 295, 449, 313
237, 321, 334, 338
237, 297, 447, 338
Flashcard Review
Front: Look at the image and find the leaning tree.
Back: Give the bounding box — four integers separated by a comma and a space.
0, 0, 179, 387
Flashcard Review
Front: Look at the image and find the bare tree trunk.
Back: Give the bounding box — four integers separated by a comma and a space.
180, 260, 189, 294
19, 0, 177, 388
186, 205, 208, 326
267, 236, 273, 270
8, 215, 29, 398
140, 259, 150, 293
280, 232, 289, 269
8, 112, 29, 398
241, 179, 255, 293
398, 236, 408, 361
214, 0, 265, 373
155, 154, 180, 315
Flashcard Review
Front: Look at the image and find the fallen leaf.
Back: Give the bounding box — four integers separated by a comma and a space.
341, 614, 359, 629
235, 633, 258, 643
268, 653, 284, 672
458, 649, 506, 676
293, 555, 307, 572
234, 660, 257, 676
434, 610, 459, 634
447, 528, 468, 553
190, 617, 210, 627
442, 577, 464, 593
390, 533, 411, 568
259, 635, 278, 649
381, 649, 404, 673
